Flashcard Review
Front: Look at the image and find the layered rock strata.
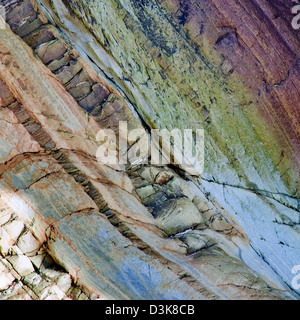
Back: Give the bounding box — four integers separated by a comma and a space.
0, 0, 298, 299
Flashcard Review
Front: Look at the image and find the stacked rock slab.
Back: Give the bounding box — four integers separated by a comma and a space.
36, 0, 300, 297
0, 0, 298, 299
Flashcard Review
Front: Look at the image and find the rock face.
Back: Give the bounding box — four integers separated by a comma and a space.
0, 0, 299, 300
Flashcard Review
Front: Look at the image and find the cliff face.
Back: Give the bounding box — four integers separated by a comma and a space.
0, 0, 299, 300
38, 0, 300, 193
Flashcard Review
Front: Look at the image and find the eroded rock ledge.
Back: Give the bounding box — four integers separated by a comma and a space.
0, 0, 299, 300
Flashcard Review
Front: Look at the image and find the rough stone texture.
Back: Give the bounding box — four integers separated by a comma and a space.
154, 197, 204, 236
38, 0, 300, 194
0, 0, 298, 300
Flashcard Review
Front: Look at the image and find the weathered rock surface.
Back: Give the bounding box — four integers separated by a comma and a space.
0, 0, 298, 300
154, 197, 204, 236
